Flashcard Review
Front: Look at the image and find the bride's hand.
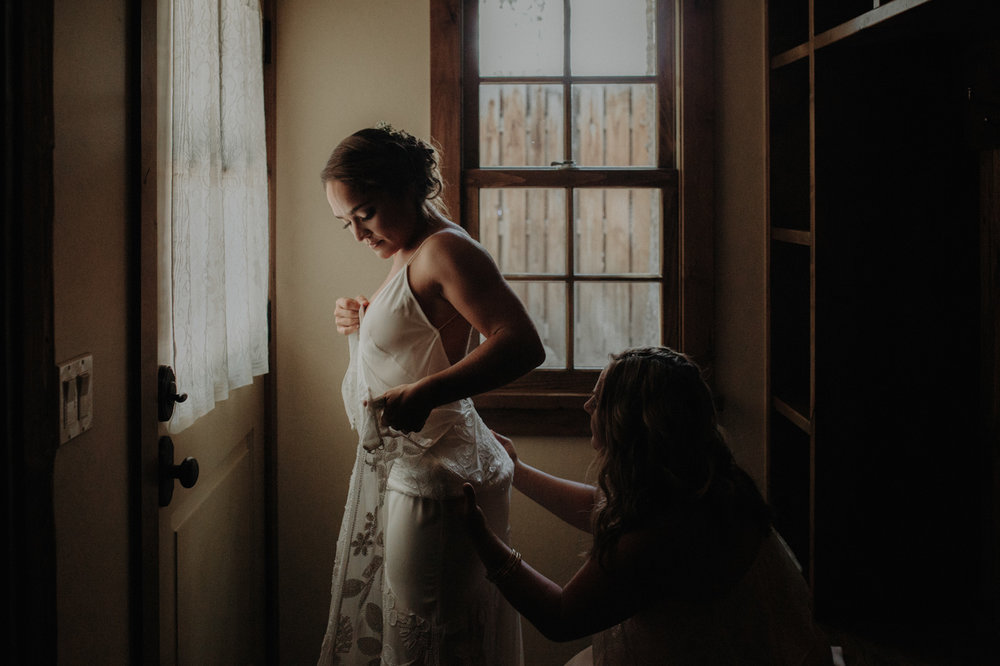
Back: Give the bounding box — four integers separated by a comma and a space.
372, 383, 432, 434
334, 295, 369, 335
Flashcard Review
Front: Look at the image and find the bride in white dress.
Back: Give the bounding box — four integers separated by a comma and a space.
317, 124, 543, 665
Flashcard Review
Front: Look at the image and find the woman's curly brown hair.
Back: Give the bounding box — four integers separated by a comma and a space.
590, 347, 769, 569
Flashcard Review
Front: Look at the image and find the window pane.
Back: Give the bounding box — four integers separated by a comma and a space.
574, 189, 660, 275
570, 0, 656, 76
480, 85, 565, 167
480, 188, 566, 274
479, 0, 563, 76
572, 85, 656, 167
510, 281, 567, 369
575, 281, 661, 368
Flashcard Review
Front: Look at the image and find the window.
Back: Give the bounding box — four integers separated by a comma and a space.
157, 0, 270, 432
431, 0, 712, 432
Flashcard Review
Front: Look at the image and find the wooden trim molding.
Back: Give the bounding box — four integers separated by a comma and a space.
430, 0, 463, 221
261, 1, 280, 661
477, 407, 591, 437
465, 168, 678, 189
133, 0, 161, 661
677, 0, 714, 371
982, 147, 1000, 638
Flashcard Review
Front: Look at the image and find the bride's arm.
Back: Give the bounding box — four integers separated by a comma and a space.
376, 230, 545, 431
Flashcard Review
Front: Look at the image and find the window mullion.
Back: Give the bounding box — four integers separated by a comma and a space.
565, 186, 574, 370
562, 0, 572, 163
463, 0, 481, 169
562, 0, 574, 370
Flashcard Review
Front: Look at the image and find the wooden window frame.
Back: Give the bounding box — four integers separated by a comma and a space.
431, 0, 712, 435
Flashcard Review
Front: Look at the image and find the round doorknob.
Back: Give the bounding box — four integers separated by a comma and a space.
159, 436, 199, 507
172, 456, 199, 488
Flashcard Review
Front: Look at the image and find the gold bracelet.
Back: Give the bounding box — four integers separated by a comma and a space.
487, 547, 522, 583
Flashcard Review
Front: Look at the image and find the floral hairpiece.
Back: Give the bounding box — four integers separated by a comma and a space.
374, 120, 407, 139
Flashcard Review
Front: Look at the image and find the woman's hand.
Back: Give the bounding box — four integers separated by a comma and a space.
491, 430, 518, 466
372, 382, 433, 434
461, 483, 504, 563
461, 483, 490, 536
334, 295, 369, 335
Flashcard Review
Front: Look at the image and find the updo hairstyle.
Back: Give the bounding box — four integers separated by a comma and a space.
320, 123, 447, 218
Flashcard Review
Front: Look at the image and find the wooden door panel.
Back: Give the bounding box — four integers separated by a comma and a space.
158, 390, 266, 665
175, 436, 259, 665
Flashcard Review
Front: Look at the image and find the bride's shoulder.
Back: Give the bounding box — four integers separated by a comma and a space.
426, 224, 475, 249
414, 225, 494, 272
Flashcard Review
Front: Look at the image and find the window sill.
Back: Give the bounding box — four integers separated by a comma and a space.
473, 368, 597, 435
475, 404, 590, 437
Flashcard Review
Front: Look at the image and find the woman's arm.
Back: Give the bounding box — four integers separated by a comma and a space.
495, 432, 596, 533
463, 484, 652, 642
377, 230, 545, 431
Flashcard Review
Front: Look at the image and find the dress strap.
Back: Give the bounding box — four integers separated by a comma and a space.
405, 228, 467, 333
405, 229, 447, 267
436, 310, 463, 333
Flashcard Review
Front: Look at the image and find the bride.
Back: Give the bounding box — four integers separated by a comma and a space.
317, 124, 543, 665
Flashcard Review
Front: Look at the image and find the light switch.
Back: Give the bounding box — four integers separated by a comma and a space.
60, 365, 79, 443
58, 354, 93, 444
77, 355, 93, 431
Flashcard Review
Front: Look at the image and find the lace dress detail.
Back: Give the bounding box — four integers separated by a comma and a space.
318, 260, 523, 666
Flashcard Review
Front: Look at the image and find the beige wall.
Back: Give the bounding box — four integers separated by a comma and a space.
52, 0, 131, 662
274, 1, 591, 663
713, 1, 769, 488
276, 1, 769, 664
275, 0, 430, 661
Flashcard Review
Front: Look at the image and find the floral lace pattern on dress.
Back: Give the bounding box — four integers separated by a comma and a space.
320, 308, 522, 665
380, 589, 435, 666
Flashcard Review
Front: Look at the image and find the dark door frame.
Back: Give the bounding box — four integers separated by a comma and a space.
132, 0, 161, 662
2, 0, 59, 663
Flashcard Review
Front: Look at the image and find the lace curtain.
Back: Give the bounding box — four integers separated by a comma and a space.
162, 0, 269, 433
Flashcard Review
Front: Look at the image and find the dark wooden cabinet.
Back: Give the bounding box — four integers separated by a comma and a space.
767, 0, 999, 657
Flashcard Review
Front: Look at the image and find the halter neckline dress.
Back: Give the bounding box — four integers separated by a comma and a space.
319, 234, 523, 665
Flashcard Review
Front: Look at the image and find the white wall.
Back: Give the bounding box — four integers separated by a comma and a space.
713, 1, 769, 487
52, 0, 131, 661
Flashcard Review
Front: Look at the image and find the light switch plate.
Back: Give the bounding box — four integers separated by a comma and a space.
58, 354, 93, 444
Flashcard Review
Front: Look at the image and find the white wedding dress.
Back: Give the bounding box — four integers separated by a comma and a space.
318, 246, 523, 666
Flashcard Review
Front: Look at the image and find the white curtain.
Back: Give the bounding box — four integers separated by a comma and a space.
163, 0, 269, 433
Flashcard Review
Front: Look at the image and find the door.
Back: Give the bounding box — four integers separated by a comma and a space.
156, 384, 267, 665
139, 0, 269, 663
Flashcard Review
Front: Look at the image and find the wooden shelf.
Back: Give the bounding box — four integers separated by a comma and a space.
769, 0, 938, 70
770, 43, 810, 70
771, 227, 812, 246
768, 0, 998, 651
772, 396, 811, 434
814, 0, 936, 49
